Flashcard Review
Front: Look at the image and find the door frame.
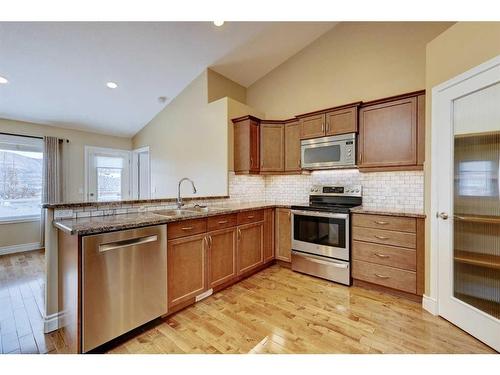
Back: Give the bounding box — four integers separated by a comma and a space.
84, 145, 132, 202
430, 54, 500, 349
131, 146, 151, 199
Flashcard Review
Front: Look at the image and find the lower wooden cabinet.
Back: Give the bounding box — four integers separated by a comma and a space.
263, 209, 275, 262
208, 227, 237, 288
275, 208, 292, 262
237, 222, 264, 274
167, 233, 208, 309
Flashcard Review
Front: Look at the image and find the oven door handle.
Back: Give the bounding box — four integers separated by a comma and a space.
292, 251, 349, 269
291, 210, 349, 219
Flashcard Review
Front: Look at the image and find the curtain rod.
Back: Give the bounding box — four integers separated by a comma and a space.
0, 131, 69, 142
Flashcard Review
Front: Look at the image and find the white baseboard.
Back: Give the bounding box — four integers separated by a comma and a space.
422, 294, 438, 315
0, 242, 43, 256
44, 311, 63, 333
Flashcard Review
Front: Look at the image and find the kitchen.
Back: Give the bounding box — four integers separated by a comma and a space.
0, 10, 499, 368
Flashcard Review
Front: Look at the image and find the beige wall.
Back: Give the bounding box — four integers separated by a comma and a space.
0, 118, 132, 248
424, 22, 500, 294
207, 68, 247, 104
247, 22, 453, 119
133, 70, 230, 198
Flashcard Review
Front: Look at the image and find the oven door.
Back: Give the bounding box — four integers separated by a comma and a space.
291, 210, 349, 261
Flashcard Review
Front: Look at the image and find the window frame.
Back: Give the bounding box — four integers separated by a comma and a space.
0, 134, 43, 224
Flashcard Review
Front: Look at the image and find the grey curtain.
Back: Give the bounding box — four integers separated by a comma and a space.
40, 136, 64, 247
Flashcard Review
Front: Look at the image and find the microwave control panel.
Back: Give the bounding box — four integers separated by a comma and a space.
344, 140, 355, 163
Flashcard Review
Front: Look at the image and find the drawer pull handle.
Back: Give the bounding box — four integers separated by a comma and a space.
181, 226, 194, 231
217, 220, 228, 224
247, 215, 255, 219
374, 235, 388, 240
374, 221, 389, 225
375, 273, 390, 279
374, 253, 389, 258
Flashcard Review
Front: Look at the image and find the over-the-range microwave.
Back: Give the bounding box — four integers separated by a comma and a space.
301, 133, 356, 170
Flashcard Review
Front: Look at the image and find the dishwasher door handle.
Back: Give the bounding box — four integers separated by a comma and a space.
99, 235, 158, 253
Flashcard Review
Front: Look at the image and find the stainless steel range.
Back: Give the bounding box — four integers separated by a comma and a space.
291, 185, 362, 285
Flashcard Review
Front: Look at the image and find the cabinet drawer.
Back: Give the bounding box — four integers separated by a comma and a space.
352, 260, 416, 294
352, 227, 416, 249
352, 213, 416, 233
237, 209, 264, 225
167, 218, 207, 240
352, 241, 416, 271
207, 213, 237, 231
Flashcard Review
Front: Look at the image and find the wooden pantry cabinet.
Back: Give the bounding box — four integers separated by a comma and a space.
358, 91, 425, 172
351, 213, 425, 299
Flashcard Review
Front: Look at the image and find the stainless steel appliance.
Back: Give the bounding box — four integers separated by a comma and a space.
82, 225, 167, 352
301, 133, 356, 170
291, 185, 362, 285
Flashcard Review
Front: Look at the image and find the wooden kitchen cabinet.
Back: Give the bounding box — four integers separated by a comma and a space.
263, 208, 275, 263
208, 227, 237, 289
167, 233, 208, 309
358, 91, 425, 171
325, 106, 358, 135
299, 113, 325, 140
260, 122, 285, 172
275, 208, 292, 262
284, 121, 301, 172
233, 115, 260, 174
237, 222, 264, 275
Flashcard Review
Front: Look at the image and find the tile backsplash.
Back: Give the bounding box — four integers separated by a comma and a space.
54, 169, 423, 219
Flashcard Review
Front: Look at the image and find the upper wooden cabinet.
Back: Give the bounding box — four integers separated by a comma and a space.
284, 121, 301, 172
233, 116, 260, 174
358, 91, 425, 171
325, 106, 358, 135
260, 122, 285, 172
299, 113, 325, 139
299, 103, 360, 140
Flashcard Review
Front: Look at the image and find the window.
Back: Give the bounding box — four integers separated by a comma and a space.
0, 134, 43, 221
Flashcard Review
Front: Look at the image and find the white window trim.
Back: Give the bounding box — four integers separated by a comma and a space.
132, 146, 151, 199
0, 134, 43, 223
84, 146, 132, 202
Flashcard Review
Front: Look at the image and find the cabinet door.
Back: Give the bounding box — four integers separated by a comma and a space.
275, 208, 292, 262
358, 97, 417, 168
263, 209, 275, 263
260, 123, 284, 172
299, 114, 325, 139
237, 222, 264, 275
234, 118, 260, 173
325, 106, 358, 135
167, 233, 207, 309
284, 122, 301, 171
208, 227, 237, 289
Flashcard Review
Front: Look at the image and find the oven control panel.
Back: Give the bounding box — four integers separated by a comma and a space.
310, 185, 362, 197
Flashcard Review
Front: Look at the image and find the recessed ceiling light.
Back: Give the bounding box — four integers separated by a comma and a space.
106, 81, 118, 89
213, 21, 224, 27
0, 75, 8, 84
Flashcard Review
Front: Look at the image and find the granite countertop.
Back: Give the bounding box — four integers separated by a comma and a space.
350, 206, 426, 218
54, 202, 292, 235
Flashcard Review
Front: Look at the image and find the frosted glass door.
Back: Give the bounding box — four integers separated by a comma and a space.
435, 57, 500, 352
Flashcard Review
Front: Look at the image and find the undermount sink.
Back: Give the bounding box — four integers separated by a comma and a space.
185, 206, 227, 213
153, 209, 192, 217
153, 206, 228, 218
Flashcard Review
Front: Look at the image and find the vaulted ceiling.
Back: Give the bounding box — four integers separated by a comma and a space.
0, 22, 336, 137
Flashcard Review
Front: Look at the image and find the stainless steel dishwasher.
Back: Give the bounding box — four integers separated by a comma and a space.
81, 224, 167, 352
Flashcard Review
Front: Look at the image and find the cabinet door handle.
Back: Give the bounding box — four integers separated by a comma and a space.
218, 220, 228, 224
209, 235, 213, 249
237, 229, 241, 241
374, 235, 388, 240
321, 122, 325, 132
204, 236, 209, 249
181, 226, 194, 231
250, 157, 253, 168
247, 215, 255, 219
359, 152, 362, 163
374, 253, 389, 258
374, 221, 389, 225
375, 273, 390, 279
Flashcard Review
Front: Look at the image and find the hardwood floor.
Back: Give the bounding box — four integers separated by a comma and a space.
0, 250, 495, 354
